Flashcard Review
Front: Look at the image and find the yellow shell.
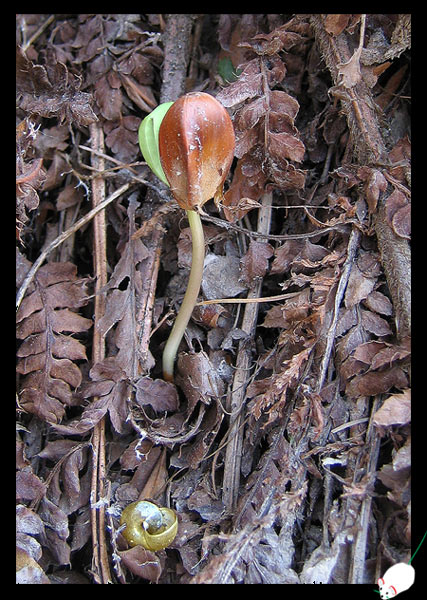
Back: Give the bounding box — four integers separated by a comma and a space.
120, 501, 178, 551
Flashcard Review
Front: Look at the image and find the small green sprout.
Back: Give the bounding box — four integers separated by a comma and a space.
138, 102, 174, 185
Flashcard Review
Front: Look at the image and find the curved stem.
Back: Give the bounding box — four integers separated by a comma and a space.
162, 209, 205, 382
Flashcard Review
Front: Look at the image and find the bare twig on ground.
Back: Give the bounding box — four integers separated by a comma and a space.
88, 121, 112, 584
222, 192, 273, 512
316, 226, 361, 392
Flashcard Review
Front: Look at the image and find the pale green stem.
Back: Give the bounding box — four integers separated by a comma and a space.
162, 209, 205, 382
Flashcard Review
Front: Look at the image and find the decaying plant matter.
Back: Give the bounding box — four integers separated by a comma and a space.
16, 14, 410, 584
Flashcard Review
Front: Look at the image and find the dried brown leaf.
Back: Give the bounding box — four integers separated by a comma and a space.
271, 240, 305, 274
248, 345, 313, 423
16, 156, 46, 239
17, 308, 92, 339
224, 57, 305, 199
363, 290, 393, 316
270, 89, 301, 120
323, 14, 352, 36
119, 439, 157, 472
271, 239, 329, 275
94, 74, 123, 121
16, 262, 91, 423
336, 306, 358, 337
16, 471, 47, 502
234, 126, 260, 158
56, 184, 84, 210
37, 439, 83, 461
240, 240, 274, 285
135, 376, 179, 413
118, 546, 162, 582
52, 358, 130, 435
104, 116, 140, 161
186, 403, 223, 469
17, 332, 87, 361
365, 169, 387, 213
202, 254, 247, 300
384, 190, 406, 224
352, 340, 389, 365
223, 159, 266, 222
120, 74, 156, 113
235, 96, 267, 130
262, 288, 311, 329
344, 263, 376, 308
370, 339, 411, 371
360, 309, 392, 337
17, 47, 97, 126
345, 366, 408, 398
176, 351, 225, 409
373, 389, 411, 428
389, 136, 411, 183
377, 438, 411, 507
239, 23, 304, 56
391, 203, 411, 239
268, 130, 306, 163
51, 392, 111, 436
96, 210, 151, 377
217, 58, 263, 107
337, 45, 363, 88
39, 497, 70, 565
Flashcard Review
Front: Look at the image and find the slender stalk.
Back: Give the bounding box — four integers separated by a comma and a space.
162, 209, 205, 382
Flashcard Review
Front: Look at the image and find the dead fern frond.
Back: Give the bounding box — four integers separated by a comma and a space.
16, 262, 92, 423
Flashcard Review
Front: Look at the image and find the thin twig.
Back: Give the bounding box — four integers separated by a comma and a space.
88, 122, 112, 584
196, 291, 301, 306
21, 14, 55, 51
222, 192, 273, 512
201, 212, 352, 242
348, 396, 382, 583
316, 226, 361, 393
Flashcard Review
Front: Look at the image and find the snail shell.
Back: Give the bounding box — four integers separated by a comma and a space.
120, 501, 178, 551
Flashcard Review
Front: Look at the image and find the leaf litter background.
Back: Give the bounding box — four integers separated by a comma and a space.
16, 14, 411, 584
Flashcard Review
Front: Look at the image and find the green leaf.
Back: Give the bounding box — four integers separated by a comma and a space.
138, 102, 174, 185
217, 57, 241, 84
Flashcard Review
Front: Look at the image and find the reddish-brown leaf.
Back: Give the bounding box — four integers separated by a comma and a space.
16, 471, 47, 502
268, 130, 306, 163
262, 288, 311, 329
94, 74, 123, 120
118, 547, 162, 582
104, 116, 140, 161
363, 291, 393, 315
360, 309, 392, 337
392, 203, 411, 239
17, 262, 91, 423
17, 46, 97, 126
373, 389, 411, 428
240, 240, 274, 285
346, 366, 408, 398
135, 376, 179, 413
344, 263, 376, 308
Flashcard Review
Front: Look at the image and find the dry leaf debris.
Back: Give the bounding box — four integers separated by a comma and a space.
16, 14, 411, 583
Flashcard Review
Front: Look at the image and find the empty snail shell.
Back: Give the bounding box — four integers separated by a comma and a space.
120, 500, 178, 551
